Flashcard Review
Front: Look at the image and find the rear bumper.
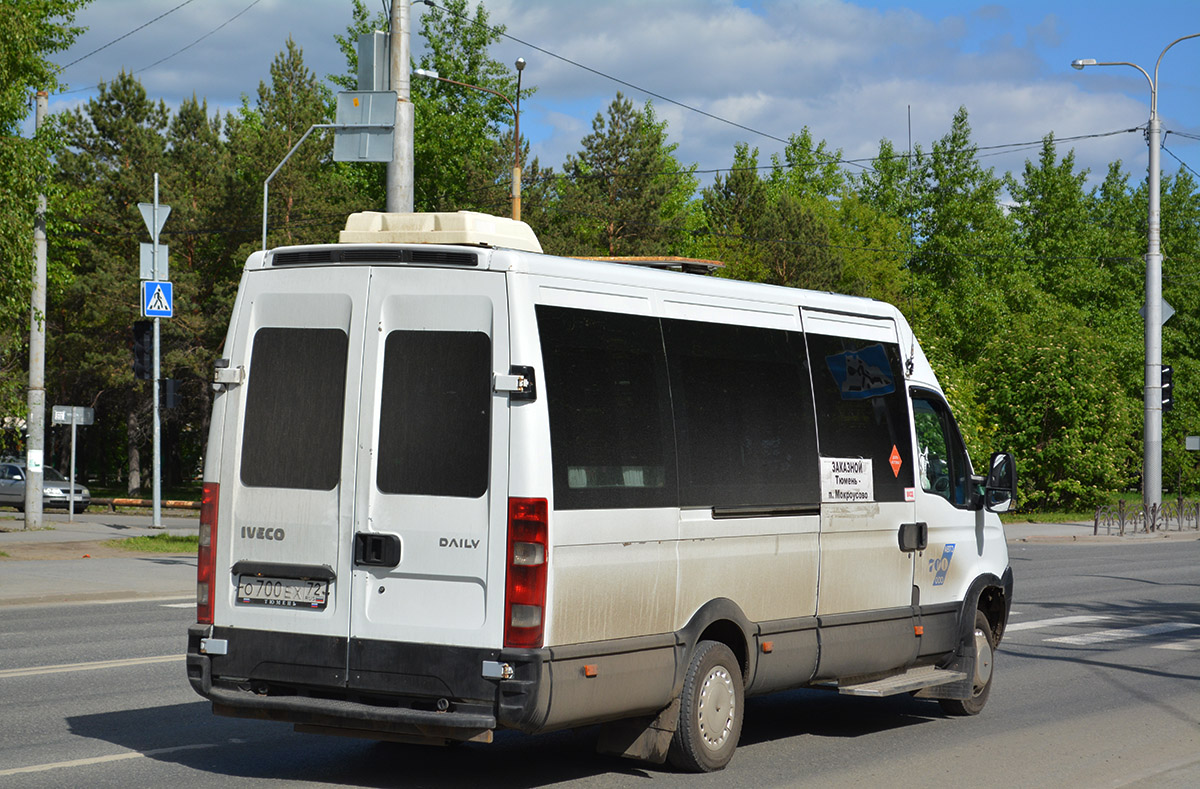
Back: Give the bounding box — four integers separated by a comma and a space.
186, 624, 548, 738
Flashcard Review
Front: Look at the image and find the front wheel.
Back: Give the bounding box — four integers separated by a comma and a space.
939, 610, 995, 716
668, 640, 744, 772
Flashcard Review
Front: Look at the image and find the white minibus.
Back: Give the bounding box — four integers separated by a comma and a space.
187, 211, 1016, 772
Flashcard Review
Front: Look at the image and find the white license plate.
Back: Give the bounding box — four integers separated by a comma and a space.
236, 576, 328, 610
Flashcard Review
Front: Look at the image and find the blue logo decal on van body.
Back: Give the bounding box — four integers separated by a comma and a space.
930, 543, 955, 586
825, 344, 895, 400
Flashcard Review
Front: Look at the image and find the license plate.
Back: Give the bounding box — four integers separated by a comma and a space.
236, 576, 328, 610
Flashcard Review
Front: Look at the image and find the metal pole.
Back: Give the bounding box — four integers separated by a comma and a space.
152, 173, 162, 528
513, 58, 525, 222
387, 0, 414, 212
1145, 108, 1162, 512
69, 412, 77, 522
1146, 32, 1200, 511
1070, 33, 1200, 513
25, 90, 48, 530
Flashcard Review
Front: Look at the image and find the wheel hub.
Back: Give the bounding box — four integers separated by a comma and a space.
697, 665, 736, 750
973, 626, 993, 689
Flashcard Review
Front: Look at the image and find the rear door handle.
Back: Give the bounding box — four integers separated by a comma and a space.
354, 533, 402, 567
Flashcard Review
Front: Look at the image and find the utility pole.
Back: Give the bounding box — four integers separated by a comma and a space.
1071, 32, 1200, 513
387, 0, 414, 212
151, 174, 163, 528
24, 90, 48, 529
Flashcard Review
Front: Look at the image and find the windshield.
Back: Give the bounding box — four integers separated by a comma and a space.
42, 468, 67, 482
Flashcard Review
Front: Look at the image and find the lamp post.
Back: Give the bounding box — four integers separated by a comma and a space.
1071, 33, 1199, 514
514, 57, 525, 223
414, 62, 526, 222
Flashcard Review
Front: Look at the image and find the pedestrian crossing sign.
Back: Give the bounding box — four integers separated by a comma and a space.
142, 280, 173, 318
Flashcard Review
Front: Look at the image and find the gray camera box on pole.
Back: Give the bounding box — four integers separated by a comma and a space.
358, 31, 389, 90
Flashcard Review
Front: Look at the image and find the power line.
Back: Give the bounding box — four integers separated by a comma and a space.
417, 0, 867, 172
58, 0, 197, 72
1161, 144, 1200, 181
59, 0, 265, 96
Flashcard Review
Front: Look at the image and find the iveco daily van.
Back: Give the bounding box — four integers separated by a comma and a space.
187, 211, 1017, 772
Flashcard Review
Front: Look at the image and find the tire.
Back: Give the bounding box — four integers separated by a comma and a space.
668, 640, 744, 772
939, 610, 995, 716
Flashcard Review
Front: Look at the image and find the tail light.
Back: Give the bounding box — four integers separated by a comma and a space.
197, 482, 219, 624
504, 498, 548, 648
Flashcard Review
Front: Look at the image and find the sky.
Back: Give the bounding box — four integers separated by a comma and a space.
37, 0, 1200, 194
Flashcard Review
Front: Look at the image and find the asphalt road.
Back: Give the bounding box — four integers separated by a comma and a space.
1, 539, 1197, 788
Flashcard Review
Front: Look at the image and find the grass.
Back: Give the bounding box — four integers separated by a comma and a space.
88, 483, 203, 501
106, 532, 199, 553
1001, 510, 1096, 524
0, 550, 8, 558
999, 489, 1199, 524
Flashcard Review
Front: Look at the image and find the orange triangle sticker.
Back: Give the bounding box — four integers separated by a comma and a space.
889, 445, 902, 477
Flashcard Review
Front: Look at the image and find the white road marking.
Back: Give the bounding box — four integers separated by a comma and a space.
1154, 637, 1200, 651
0, 743, 216, 777
1046, 622, 1200, 646
1005, 615, 1111, 632
160, 602, 195, 608
0, 654, 182, 678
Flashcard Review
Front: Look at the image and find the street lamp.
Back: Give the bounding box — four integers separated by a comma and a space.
1071, 33, 1200, 515
414, 60, 526, 222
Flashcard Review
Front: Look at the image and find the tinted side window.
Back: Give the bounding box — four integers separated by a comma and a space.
913, 391, 973, 508
537, 306, 676, 510
241, 327, 348, 490
376, 330, 491, 498
663, 320, 819, 507
807, 334, 913, 501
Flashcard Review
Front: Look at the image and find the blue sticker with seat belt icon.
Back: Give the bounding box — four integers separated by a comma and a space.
930, 543, 955, 586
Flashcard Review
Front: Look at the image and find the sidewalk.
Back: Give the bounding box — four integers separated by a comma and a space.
0, 509, 198, 607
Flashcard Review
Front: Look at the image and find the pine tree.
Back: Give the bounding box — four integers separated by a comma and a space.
551, 93, 697, 256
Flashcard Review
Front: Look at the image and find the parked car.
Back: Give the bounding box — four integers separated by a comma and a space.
0, 462, 90, 512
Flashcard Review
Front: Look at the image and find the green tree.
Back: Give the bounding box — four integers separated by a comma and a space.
228, 37, 359, 254
413, 0, 530, 213
977, 304, 1139, 510
160, 96, 240, 478
0, 0, 86, 432
331, 0, 530, 215
1158, 168, 1200, 494
551, 93, 697, 256
766, 127, 846, 201
52, 71, 170, 491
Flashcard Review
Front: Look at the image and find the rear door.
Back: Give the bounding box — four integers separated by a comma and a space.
217, 266, 370, 650
347, 266, 510, 684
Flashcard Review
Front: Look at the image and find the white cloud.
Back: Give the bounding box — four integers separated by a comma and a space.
32, 0, 1199, 192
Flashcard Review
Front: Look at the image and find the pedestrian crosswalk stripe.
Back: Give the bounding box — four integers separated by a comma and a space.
1154, 637, 1200, 651
1006, 615, 1111, 632
1046, 621, 1200, 646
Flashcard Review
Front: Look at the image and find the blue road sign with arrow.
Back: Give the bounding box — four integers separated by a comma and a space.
142, 280, 173, 318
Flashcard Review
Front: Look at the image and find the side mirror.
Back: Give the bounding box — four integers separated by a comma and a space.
983, 452, 1017, 513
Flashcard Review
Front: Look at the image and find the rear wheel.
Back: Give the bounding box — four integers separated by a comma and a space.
668, 640, 743, 772
939, 610, 994, 716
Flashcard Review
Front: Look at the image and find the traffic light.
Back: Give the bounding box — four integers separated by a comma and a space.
1161, 365, 1173, 413
162, 378, 180, 409
132, 320, 152, 380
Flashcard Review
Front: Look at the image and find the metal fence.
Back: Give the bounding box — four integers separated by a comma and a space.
1093, 497, 1200, 535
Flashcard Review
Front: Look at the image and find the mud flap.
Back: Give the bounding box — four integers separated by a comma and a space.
595, 698, 681, 764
